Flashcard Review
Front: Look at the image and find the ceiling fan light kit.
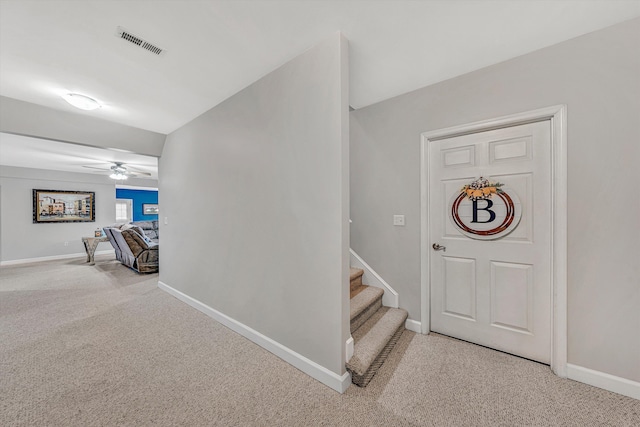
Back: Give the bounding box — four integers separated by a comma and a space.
109, 172, 128, 180
62, 93, 101, 110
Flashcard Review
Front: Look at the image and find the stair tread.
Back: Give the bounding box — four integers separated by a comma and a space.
350, 267, 364, 282
350, 284, 368, 299
350, 285, 384, 321
347, 307, 408, 376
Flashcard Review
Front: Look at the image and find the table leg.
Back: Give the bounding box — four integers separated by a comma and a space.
83, 240, 91, 263
88, 240, 98, 265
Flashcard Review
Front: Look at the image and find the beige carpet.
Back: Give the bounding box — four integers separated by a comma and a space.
1, 256, 638, 426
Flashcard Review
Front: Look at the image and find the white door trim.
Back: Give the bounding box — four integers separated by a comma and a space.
420, 105, 567, 377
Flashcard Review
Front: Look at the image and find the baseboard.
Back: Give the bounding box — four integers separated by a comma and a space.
350, 249, 399, 308
158, 281, 352, 393
567, 363, 640, 400
1, 249, 115, 266
405, 319, 422, 333
346, 336, 354, 362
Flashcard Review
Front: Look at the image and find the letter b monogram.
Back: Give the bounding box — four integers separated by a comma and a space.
472, 199, 496, 223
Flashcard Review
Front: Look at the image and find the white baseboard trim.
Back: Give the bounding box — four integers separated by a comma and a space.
567, 363, 640, 400
405, 319, 422, 333
158, 281, 352, 393
346, 336, 354, 363
1, 249, 115, 266
350, 249, 399, 308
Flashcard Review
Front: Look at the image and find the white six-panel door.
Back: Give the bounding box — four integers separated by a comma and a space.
429, 121, 552, 363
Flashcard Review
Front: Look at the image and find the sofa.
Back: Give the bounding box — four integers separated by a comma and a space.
130, 220, 159, 242
103, 226, 159, 273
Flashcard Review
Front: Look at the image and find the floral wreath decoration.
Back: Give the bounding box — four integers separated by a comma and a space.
460, 176, 504, 201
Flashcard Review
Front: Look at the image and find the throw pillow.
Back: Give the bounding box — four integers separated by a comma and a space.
121, 223, 150, 240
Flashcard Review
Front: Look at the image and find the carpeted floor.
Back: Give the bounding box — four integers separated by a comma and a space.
1, 255, 638, 426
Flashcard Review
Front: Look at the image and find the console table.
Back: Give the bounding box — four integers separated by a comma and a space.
81, 236, 110, 265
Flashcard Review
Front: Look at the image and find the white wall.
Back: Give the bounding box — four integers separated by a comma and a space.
159, 34, 349, 381
350, 18, 639, 382
0, 166, 117, 262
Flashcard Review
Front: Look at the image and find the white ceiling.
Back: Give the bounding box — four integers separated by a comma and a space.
1, 0, 639, 135
0, 1, 638, 177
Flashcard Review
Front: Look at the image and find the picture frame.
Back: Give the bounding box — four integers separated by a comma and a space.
143, 203, 159, 215
33, 189, 95, 223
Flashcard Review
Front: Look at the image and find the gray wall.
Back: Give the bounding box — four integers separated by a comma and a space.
160, 34, 349, 375
0, 96, 166, 156
0, 166, 117, 262
350, 18, 639, 381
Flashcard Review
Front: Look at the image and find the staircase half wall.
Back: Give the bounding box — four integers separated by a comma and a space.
158, 33, 351, 392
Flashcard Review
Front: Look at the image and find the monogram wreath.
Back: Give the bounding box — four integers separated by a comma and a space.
460, 177, 504, 201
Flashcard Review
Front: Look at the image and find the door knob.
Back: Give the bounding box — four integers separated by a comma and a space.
432, 243, 446, 251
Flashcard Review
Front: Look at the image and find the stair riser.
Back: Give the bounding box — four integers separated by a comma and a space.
350, 275, 363, 292
350, 296, 382, 333
349, 325, 405, 387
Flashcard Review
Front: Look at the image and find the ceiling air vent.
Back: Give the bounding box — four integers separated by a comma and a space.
116, 27, 165, 56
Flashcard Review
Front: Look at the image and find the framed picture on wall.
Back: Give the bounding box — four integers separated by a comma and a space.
143, 204, 159, 215
33, 189, 95, 223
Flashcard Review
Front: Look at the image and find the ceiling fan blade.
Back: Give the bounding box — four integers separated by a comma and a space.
82, 165, 112, 171
126, 171, 152, 177
123, 165, 151, 172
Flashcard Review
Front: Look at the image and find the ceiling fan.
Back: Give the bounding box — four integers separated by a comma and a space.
82, 162, 152, 180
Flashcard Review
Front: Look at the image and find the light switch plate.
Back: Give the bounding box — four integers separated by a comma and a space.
393, 215, 405, 226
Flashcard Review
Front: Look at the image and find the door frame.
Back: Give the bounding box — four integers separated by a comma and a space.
420, 105, 567, 377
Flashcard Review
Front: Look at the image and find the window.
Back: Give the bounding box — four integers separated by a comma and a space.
115, 199, 133, 223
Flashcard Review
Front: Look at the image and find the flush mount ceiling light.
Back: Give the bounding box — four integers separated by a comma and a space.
62, 93, 101, 110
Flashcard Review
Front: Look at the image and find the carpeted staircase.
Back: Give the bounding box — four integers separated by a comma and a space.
347, 267, 407, 387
